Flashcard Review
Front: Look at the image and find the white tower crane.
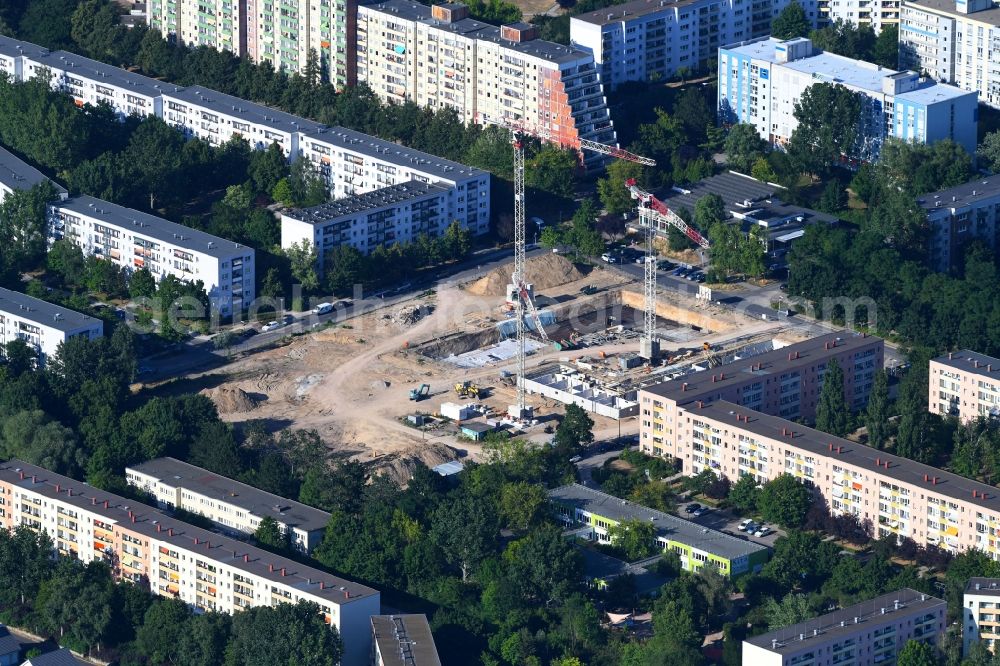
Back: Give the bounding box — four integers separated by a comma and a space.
483, 117, 655, 419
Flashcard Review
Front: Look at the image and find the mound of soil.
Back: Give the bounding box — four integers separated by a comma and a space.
202, 387, 261, 414
467, 254, 585, 297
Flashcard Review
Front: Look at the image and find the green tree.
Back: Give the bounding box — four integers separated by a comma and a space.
772, 1, 811, 39
815, 358, 850, 436
758, 474, 812, 528
271, 178, 294, 206
47, 239, 86, 286
175, 612, 231, 666
763, 592, 813, 629
324, 245, 363, 295
526, 145, 578, 199
285, 239, 320, 291
298, 461, 366, 514
0, 409, 83, 475
430, 493, 498, 581
540, 226, 564, 249
694, 193, 726, 230
3, 339, 37, 376
135, 597, 192, 665
728, 474, 760, 513
248, 142, 289, 195
0, 181, 57, 273
253, 515, 289, 551
787, 83, 862, 175
554, 404, 595, 453
499, 481, 548, 531
673, 88, 712, 145
979, 130, 1000, 173
897, 639, 937, 666
865, 369, 890, 449
608, 519, 657, 560
226, 601, 342, 666
725, 124, 768, 174
873, 24, 899, 68
751, 156, 778, 183
505, 525, 583, 605
598, 160, 644, 215
441, 220, 472, 260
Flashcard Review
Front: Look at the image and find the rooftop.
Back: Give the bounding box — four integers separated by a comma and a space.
22, 648, 85, 666
0, 287, 100, 333
573, 0, 702, 25
0, 34, 51, 61
918, 178, 1000, 213
282, 181, 448, 223
0, 626, 19, 657
549, 483, 768, 561
55, 195, 250, 260
361, 0, 592, 64
0, 146, 65, 196
686, 398, 1000, 517
967, 577, 1000, 596
371, 615, 442, 666
0, 460, 378, 606
432, 461, 465, 476
660, 171, 776, 215
160, 85, 325, 136
40, 50, 171, 99
745, 589, 943, 652
127, 457, 331, 533
723, 37, 973, 104
903, 0, 1000, 24
642, 332, 881, 403
931, 349, 1000, 377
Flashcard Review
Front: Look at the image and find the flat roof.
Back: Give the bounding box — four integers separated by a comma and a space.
904, 0, 1000, 24
0, 626, 20, 657
432, 461, 465, 476
283, 181, 448, 223
305, 126, 488, 181
0, 146, 65, 195
660, 172, 776, 215
723, 37, 973, 103
918, 178, 1000, 212
41, 50, 172, 99
56, 195, 250, 260
573, 0, 702, 25
0, 34, 51, 61
127, 457, 330, 533
161, 85, 325, 136
549, 483, 768, 561
0, 460, 378, 605
688, 398, 1000, 515
23, 649, 83, 666
643, 332, 881, 403
0, 287, 100, 333
746, 589, 943, 652
931, 349, 1000, 377
371, 615, 442, 666
361, 0, 591, 64
967, 577, 1000, 596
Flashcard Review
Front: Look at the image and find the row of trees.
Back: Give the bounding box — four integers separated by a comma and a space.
771, 2, 899, 68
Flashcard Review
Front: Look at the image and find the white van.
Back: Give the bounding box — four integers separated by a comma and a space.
312, 302, 334, 315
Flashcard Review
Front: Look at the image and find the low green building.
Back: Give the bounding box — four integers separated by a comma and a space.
549, 484, 769, 577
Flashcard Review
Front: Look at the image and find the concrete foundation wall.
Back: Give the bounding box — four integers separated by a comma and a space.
619, 289, 735, 333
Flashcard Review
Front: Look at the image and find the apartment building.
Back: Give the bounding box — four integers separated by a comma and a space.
48, 196, 255, 316
298, 127, 490, 225
638, 332, 884, 461
0, 35, 51, 82
929, 349, 1000, 421
900, 0, 1000, 109
918, 177, 1000, 272
0, 288, 102, 366
821, 0, 902, 31
371, 615, 442, 666
549, 484, 770, 576
743, 589, 945, 666
126, 458, 330, 554
147, 0, 246, 56
965, 578, 1000, 656
0, 460, 379, 666
0, 146, 67, 204
718, 37, 979, 161
160, 85, 324, 153
356, 0, 617, 170
569, 0, 819, 91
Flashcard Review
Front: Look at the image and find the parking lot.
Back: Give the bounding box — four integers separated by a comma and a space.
676, 500, 785, 549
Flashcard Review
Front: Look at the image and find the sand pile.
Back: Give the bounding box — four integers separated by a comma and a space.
202, 387, 261, 414
467, 254, 585, 297
372, 442, 458, 486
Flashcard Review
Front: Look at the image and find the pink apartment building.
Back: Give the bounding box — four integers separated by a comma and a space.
929, 350, 1000, 423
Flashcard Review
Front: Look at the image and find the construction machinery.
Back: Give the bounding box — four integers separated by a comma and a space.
454, 381, 482, 399
481, 114, 656, 419
409, 384, 430, 401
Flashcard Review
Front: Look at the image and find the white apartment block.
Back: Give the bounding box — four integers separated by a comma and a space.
900, 0, 1000, 109
48, 196, 255, 316
281, 181, 456, 269
0, 460, 380, 666
965, 578, 1000, 656
160, 85, 325, 153
21, 50, 168, 119
570, 0, 819, 91
126, 458, 330, 554
718, 37, 979, 161
0, 34, 50, 82
357, 1, 617, 170
299, 127, 490, 225
0, 146, 66, 205
148, 0, 246, 56
820, 0, 902, 31
744, 589, 945, 666
929, 349, 1000, 421
918, 177, 1000, 272
0, 288, 103, 367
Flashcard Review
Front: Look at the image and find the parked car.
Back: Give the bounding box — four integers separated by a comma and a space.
635, 255, 656, 264
261, 321, 282, 332
696, 274, 706, 283
684, 503, 701, 515
738, 518, 754, 531
692, 506, 708, 517
753, 525, 772, 538
740, 521, 758, 533
569, 455, 582, 463
312, 302, 334, 315
600, 253, 618, 264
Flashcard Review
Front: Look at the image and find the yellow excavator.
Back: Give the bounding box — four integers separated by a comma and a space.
454, 381, 482, 399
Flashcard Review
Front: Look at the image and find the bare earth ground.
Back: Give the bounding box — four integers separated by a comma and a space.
188, 257, 784, 482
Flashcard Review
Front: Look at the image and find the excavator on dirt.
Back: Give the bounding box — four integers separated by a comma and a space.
409, 384, 430, 401
454, 381, 482, 399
